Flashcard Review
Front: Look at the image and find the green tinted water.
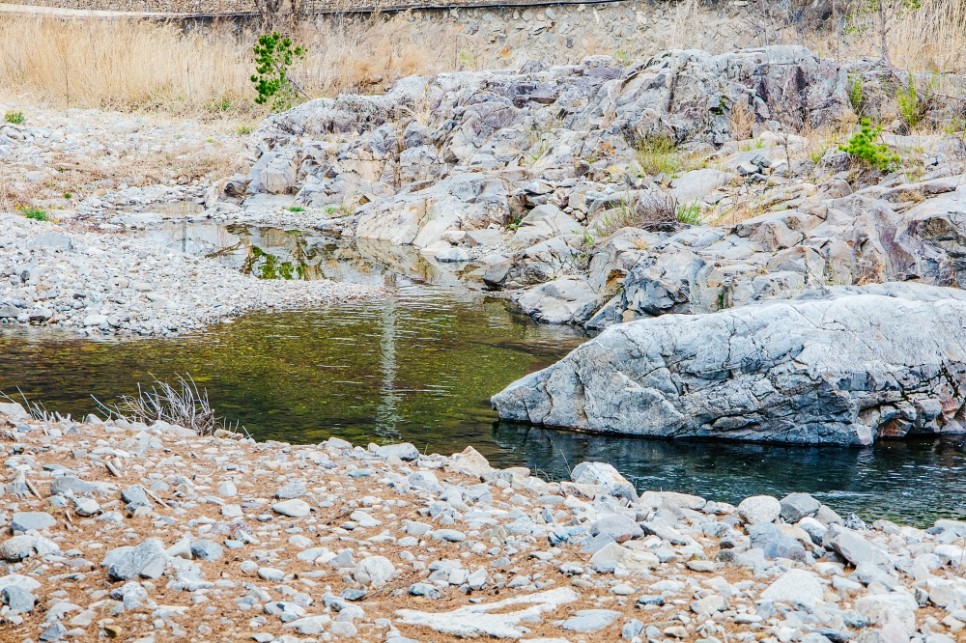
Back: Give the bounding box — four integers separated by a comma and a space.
1, 223, 963, 525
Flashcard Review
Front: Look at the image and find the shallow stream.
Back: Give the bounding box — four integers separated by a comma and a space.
2, 221, 963, 525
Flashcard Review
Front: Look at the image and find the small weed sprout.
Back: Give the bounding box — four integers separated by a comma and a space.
840, 118, 900, 172
3, 110, 25, 125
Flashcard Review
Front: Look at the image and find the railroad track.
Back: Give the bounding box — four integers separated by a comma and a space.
0, 0, 635, 20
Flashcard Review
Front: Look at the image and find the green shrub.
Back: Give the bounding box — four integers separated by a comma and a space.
897, 75, 936, 130
19, 206, 48, 221
4, 110, 25, 125
676, 201, 702, 225
251, 32, 305, 112
839, 118, 900, 172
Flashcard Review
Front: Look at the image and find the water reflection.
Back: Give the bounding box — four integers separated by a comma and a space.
492, 422, 966, 525
0, 223, 963, 525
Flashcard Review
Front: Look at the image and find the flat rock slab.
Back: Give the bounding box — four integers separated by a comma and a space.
396, 587, 579, 638
11, 512, 56, 533
492, 283, 966, 445
761, 569, 825, 609
272, 499, 311, 518
559, 609, 620, 632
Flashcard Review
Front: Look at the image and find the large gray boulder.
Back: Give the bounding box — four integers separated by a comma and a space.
492, 283, 966, 445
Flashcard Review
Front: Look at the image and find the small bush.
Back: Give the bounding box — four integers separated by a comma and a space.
729, 99, 755, 140
95, 374, 244, 437
676, 201, 702, 225
839, 118, 900, 172
595, 191, 682, 236
848, 74, 864, 114
18, 206, 48, 221
3, 110, 24, 125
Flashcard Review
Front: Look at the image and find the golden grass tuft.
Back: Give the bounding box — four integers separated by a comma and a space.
729, 98, 755, 141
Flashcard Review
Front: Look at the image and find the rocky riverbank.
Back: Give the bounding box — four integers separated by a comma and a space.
0, 402, 962, 642
227, 46, 966, 328
0, 212, 374, 337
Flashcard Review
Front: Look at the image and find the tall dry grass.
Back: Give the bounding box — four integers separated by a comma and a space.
808, 0, 966, 75
0, 14, 498, 115
0, 2, 963, 118
882, 0, 966, 75
0, 17, 249, 113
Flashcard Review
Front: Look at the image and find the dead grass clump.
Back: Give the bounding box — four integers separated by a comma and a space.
594, 191, 682, 237
95, 374, 243, 436
729, 98, 756, 140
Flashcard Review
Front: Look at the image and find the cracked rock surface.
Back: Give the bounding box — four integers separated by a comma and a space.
492, 283, 966, 445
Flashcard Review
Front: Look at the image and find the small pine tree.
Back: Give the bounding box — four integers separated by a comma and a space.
251, 32, 305, 112
839, 118, 900, 172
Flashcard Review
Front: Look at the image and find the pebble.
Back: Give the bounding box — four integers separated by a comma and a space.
272, 499, 311, 518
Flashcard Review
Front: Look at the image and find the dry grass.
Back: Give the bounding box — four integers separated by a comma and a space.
805, 0, 966, 75
874, 0, 966, 74
0, 14, 499, 115
0, 17, 249, 114
0, 3, 962, 119
593, 191, 685, 238
94, 374, 244, 436
729, 97, 756, 141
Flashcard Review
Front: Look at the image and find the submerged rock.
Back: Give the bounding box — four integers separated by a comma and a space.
492, 283, 966, 445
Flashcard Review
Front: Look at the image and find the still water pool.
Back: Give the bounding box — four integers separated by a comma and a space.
1, 223, 963, 526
